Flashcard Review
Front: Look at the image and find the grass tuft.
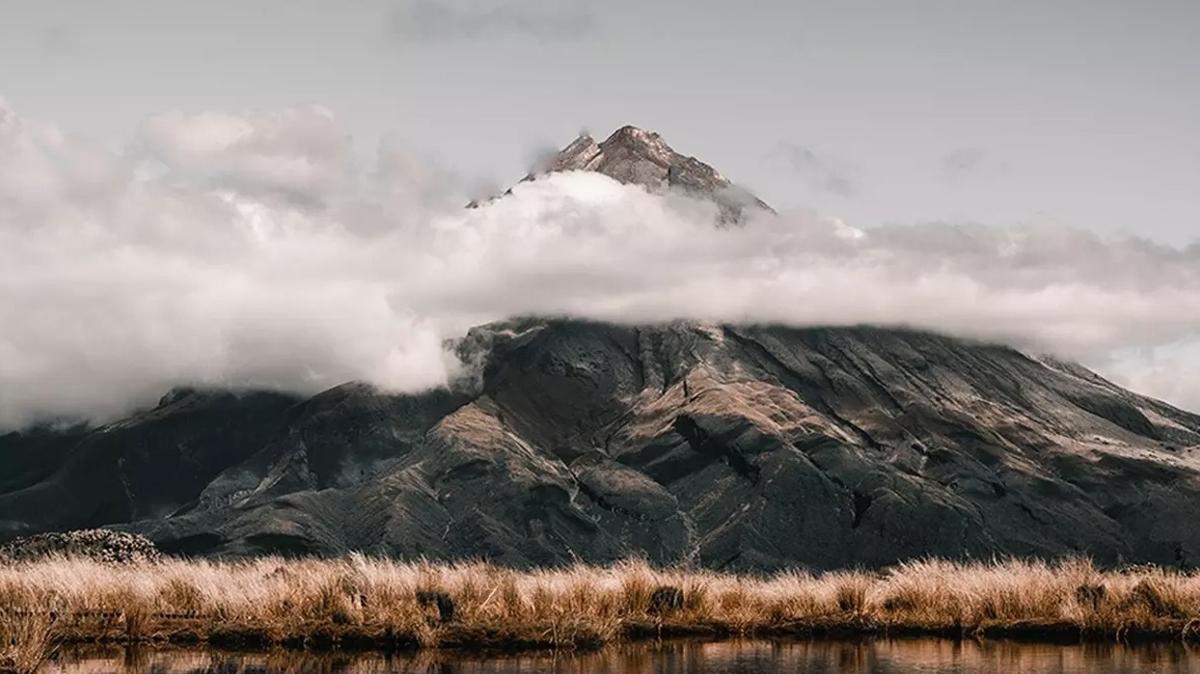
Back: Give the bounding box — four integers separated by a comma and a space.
0, 610, 57, 674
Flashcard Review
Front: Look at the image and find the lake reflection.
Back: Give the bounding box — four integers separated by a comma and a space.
40, 639, 1200, 674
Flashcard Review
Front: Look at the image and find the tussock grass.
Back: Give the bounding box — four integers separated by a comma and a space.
2, 556, 1200, 661
1, 609, 57, 674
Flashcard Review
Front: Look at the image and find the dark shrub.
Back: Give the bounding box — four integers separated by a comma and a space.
416, 590, 456, 623
648, 586, 684, 616
1074, 583, 1106, 612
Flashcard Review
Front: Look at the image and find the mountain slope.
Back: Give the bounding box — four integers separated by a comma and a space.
4, 320, 1199, 570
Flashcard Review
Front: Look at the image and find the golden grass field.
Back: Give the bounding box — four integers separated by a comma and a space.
2, 556, 1200, 673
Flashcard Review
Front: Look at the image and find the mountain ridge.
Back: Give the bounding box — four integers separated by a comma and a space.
3, 319, 1199, 570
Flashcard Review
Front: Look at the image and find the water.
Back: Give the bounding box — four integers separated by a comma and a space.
39, 639, 1200, 674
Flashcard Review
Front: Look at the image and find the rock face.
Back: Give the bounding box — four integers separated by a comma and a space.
475, 126, 772, 223
2, 321, 1199, 571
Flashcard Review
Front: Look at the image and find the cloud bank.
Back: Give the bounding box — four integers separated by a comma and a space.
139, 106, 347, 204
1, 101, 1199, 428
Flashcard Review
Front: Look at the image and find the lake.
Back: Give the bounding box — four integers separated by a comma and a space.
39, 638, 1200, 674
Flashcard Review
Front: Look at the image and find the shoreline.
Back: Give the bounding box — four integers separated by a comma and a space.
34, 628, 1200, 662
25, 615, 1200, 652
4, 556, 1200, 671
37, 635, 1200, 674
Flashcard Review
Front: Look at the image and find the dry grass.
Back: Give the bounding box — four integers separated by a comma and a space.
2, 556, 1200, 660
1, 609, 57, 674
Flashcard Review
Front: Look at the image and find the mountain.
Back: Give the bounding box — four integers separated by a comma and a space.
2, 128, 1200, 570
472, 125, 772, 222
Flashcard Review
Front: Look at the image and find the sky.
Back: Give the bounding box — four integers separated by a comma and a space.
1, 0, 1197, 243
0, 0, 1198, 425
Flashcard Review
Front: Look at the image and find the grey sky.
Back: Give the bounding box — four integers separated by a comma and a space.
0, 0, 1197, 244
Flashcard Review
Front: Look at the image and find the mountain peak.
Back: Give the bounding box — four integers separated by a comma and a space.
537, 126, 772, 222
468, 125, 772, 221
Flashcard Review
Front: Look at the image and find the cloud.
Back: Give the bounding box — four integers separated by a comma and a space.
941, 147, 1006, 181
771, 143, 856, 197
1, 101, 1199, 427
392, 0, 597, 42
140, 106, 347, 206
1102, 342, 1200, 414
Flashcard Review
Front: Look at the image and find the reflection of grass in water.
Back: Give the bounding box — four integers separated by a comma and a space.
2, 556, 1200, 662
40, 639, 1200, 674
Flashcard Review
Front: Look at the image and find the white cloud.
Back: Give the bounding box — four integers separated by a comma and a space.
140, 106, 345, 204
1, 101, 1198, 427
1101, 342, 1200, 414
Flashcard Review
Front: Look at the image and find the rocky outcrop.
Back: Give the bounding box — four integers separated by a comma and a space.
3, 321, 1198, 571
0, 529, 161, 564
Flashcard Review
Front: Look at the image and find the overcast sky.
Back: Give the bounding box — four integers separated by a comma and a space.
1, 0, 1197, 245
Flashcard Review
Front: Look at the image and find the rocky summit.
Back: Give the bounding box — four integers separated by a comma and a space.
475, 125, 772, 223
2, 128, 1200, 571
